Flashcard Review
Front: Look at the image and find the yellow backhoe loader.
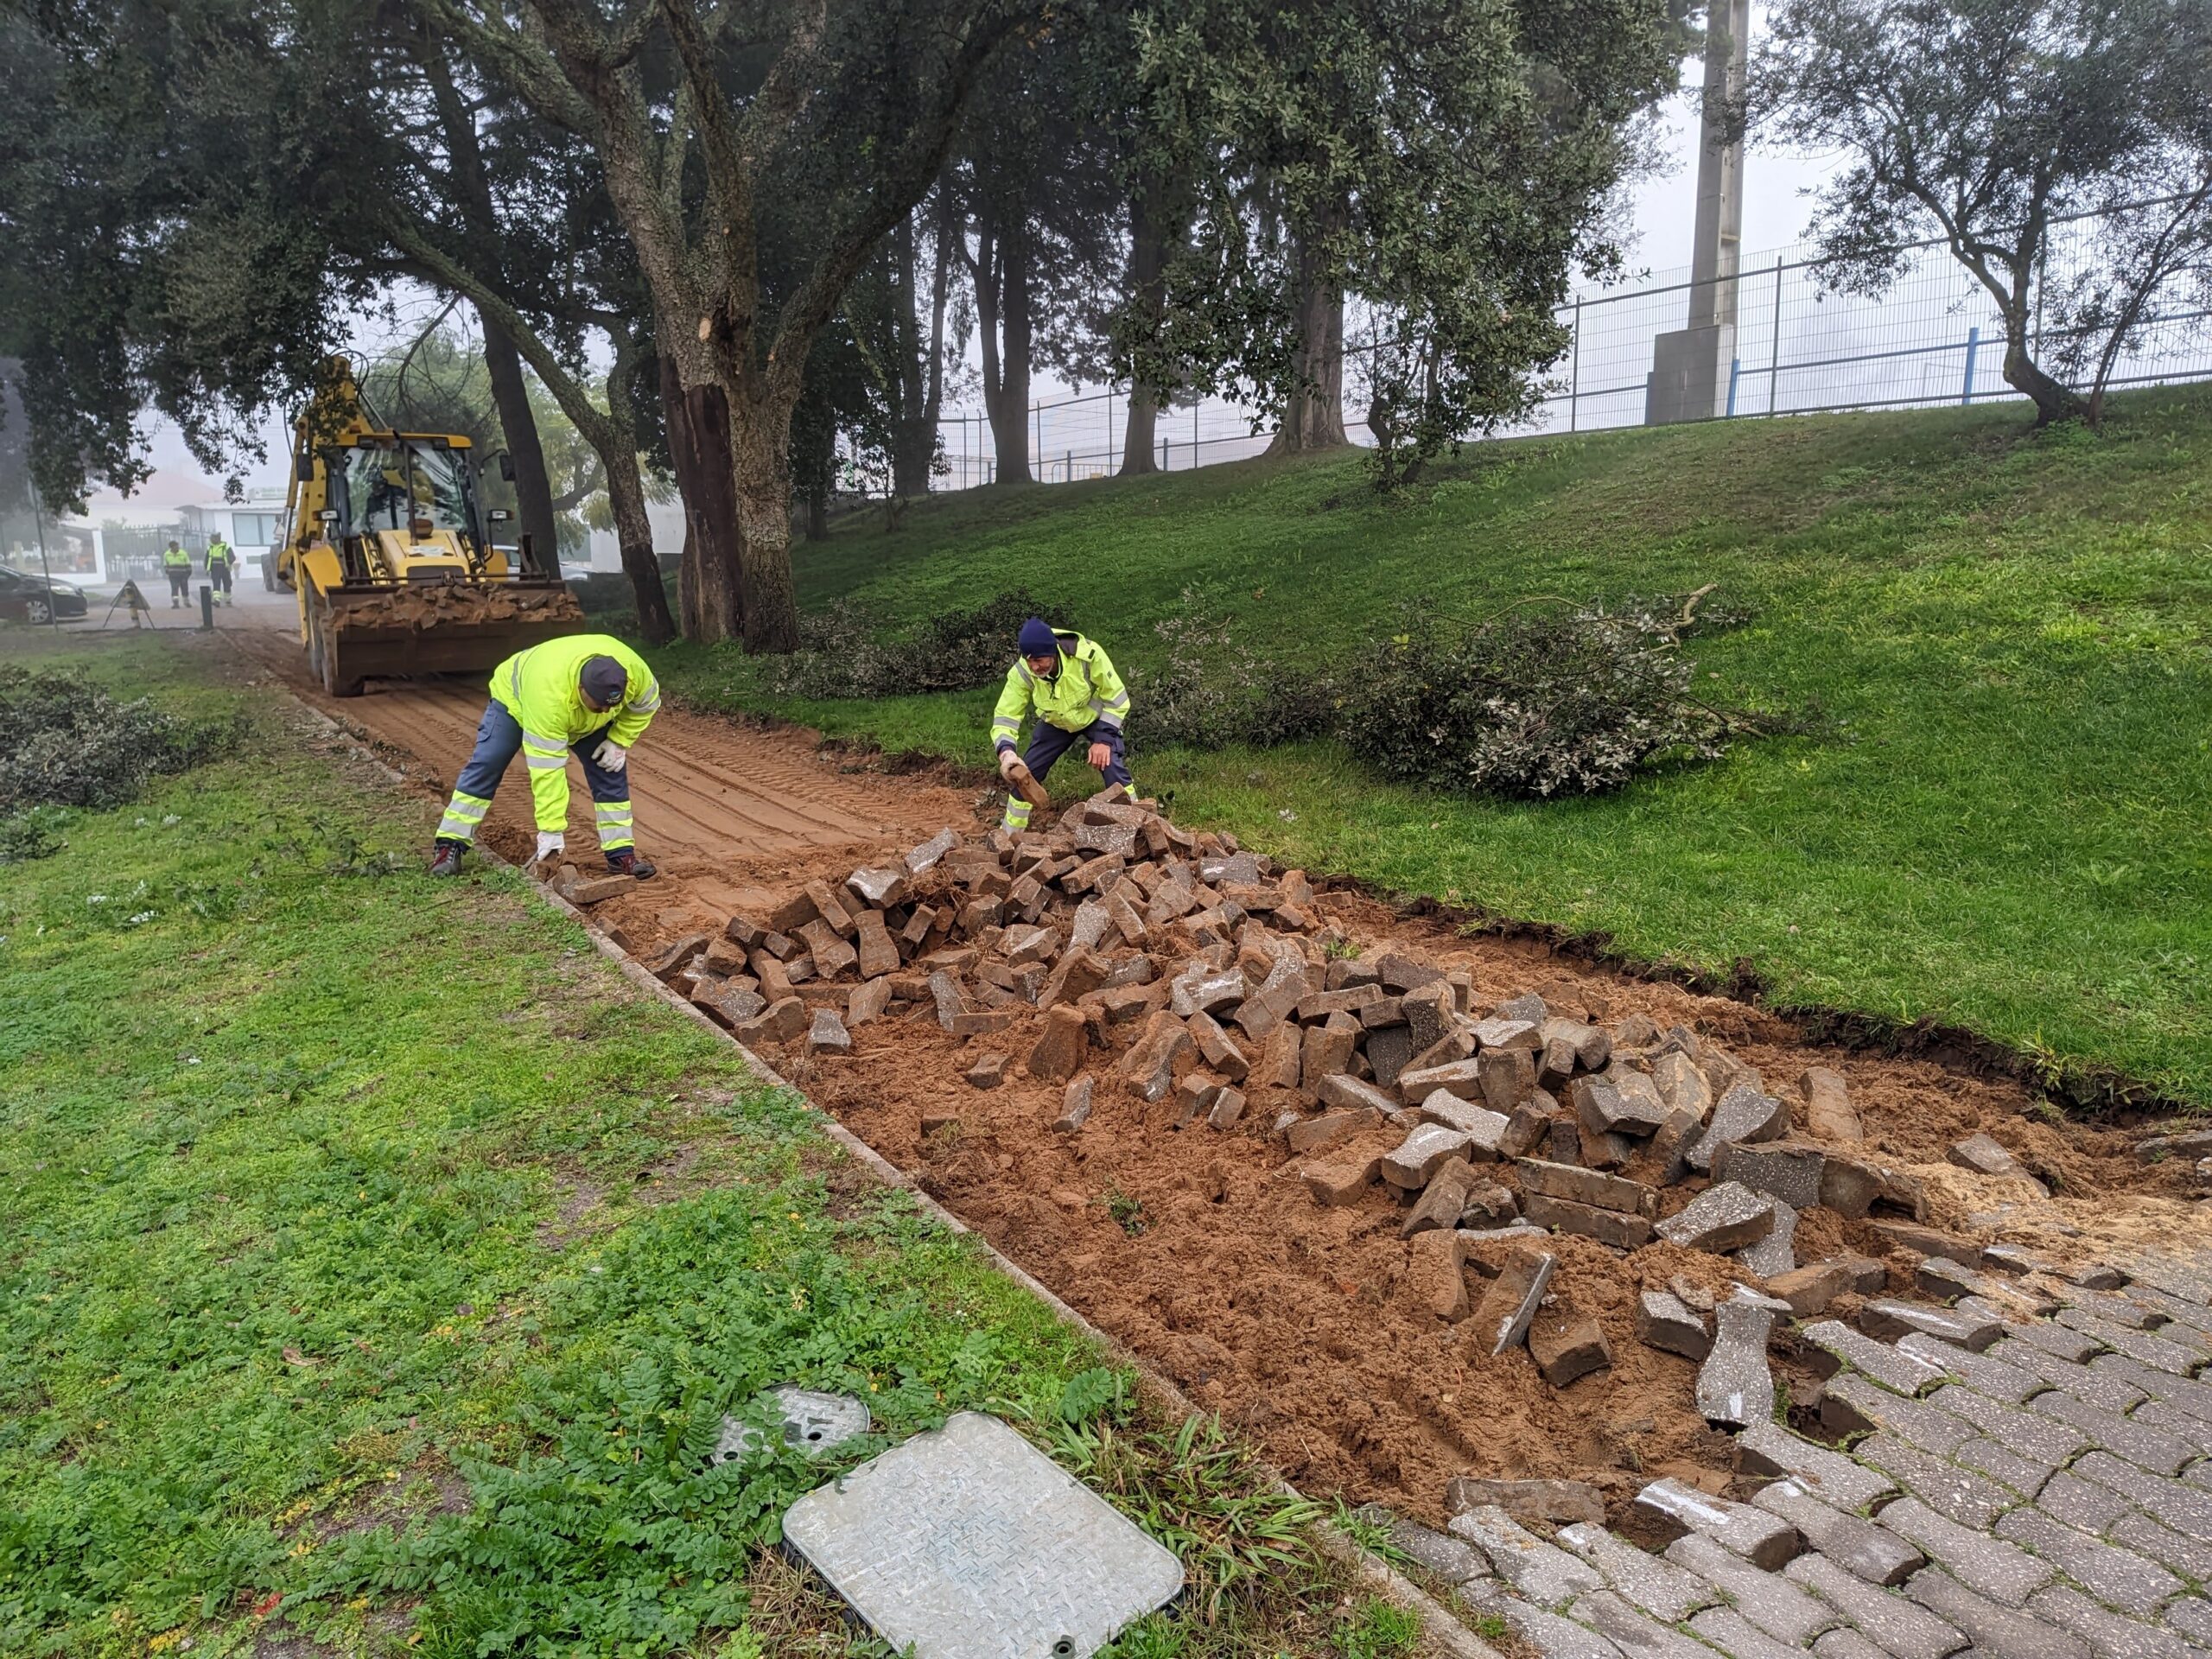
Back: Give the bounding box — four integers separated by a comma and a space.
275, 357, 584, 696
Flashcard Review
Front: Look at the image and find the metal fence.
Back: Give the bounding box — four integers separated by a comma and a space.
931, 198, 2212, 488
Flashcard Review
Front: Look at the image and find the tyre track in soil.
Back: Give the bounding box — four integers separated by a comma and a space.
224, 620, 984, 919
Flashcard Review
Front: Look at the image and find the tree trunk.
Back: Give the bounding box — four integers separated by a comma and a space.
658, 353, 745, 644
889, 210, 938, 498
1268, 211, 1349, 454
1120, 181, 1169, 475
981, 220, 1033, 485
732, 415, 801, 654
476, 312, 562, 561
2001, 305, 2089, 426
603, 446, 674, 645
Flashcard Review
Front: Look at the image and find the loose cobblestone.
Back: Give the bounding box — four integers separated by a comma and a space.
2031, 1588, 2205, 1659
2026, 1389, 2198, 1478
1989, 1342, 2145, 1413
1737, 1420, 1898, 1511
2090, 1354, 2212, 1424
1952, 1434, 2057, 1501
1571, 1590, 1719, 1659
1451, 1505, 1605, 1609
2034, 1469, 2136, 1533
1805, 1322, 1952, 1396
1558, 1523, 1717, 1624
1993, 1506, 2182, 1608
1823, 1374, 1975, 1454
1459, 1580, 1624, 1659
1785, 1552, 1968, 1659
1752, 1478, 1925, 1586
2109, 1510, 2212, 1582
1878, 1497, 2053, 1606
1692, 1606, 1810, 1659
2073, 1451, 2212, 1535
1933, 1384, 2089, 1467
1897, 1334, 2042, 1403
1636, 1480, 1801, 1569
1904, 1567, 2090, 1659
2056, 1310, 2201, 1375
2006, 1322, 2107, 1365
1665, 1533, 1838, 1645
1853, 1435, 2014, 1528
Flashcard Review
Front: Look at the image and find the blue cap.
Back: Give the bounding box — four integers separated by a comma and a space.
1018, 618, 1058, 658
581, 655, 628, 707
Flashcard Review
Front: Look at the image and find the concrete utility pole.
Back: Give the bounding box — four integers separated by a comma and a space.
1648, 0, 1751, 424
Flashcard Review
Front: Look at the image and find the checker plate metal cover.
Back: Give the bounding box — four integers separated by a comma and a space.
782, 1411, 1184, 1659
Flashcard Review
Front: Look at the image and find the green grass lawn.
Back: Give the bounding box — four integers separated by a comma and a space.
635, 386, 2212, 1109
0, 646, 1402, 1659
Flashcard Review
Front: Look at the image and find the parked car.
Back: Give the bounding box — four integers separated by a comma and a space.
0, 567, 90, 625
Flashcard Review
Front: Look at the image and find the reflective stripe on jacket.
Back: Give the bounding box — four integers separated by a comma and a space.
162, 548, 190, 568
990, 629, 1129, 755
488, 633, 660, 832
206, 541, 233, 569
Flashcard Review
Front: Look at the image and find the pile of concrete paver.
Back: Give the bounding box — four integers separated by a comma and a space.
626, 792, 2212, 1659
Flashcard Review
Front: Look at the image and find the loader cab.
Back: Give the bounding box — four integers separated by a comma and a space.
321, 435, 505, 581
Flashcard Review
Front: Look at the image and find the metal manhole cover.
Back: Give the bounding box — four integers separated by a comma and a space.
711, 1386, 872, 1466
783, 1411, 1184, 1659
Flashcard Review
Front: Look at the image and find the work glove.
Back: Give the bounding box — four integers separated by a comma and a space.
997, 747, 1020, 781
593, 739, 628, 772
535, 831, 565, 862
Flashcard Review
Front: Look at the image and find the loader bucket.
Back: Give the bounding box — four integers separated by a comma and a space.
308, 578, 587, 696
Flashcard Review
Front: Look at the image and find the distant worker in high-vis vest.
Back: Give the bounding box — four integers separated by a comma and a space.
990, 617, 1134, 833
203, 534, 235, 606
161, 539, 192, 607
429, 633, 662, 879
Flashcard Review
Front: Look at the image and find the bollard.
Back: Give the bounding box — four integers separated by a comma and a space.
199, 585, 213, 631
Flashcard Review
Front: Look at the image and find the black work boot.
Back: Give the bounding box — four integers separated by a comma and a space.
429, 838, 467, 877
606, 848, 658, 880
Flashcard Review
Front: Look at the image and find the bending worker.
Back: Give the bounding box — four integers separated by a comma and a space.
991, 616, 1134, 833
203, 533, 235, 607
161, 539, 192, 608
429, 632, 662, 880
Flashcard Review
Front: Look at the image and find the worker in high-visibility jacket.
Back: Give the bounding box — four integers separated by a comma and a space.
161, 540, 192, 608
429, 632, 662, 878
991, 617, 1134, 832
203, 535, 235, 606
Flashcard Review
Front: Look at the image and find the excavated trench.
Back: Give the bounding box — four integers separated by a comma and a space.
229, 626, 2212, 1530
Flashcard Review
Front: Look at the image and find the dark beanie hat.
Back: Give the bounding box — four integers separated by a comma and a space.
581, 655, 628, 706
1018, 617, 1058, 658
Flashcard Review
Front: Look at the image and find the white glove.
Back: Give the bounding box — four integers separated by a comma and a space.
594, 740, 628, 772
535, 831, 565, 862
997, 747, 1020, 780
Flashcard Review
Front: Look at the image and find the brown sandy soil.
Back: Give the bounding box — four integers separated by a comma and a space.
219, 622, 2212, 1530
225, 620, 982, 924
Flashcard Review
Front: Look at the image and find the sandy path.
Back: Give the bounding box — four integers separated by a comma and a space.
224, 620, 983, 918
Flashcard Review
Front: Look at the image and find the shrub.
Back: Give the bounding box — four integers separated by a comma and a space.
1129, 595, 1336, 751
1340, 596, 1749, 798
0, 668, 248, 816
766, 589, 1043, 700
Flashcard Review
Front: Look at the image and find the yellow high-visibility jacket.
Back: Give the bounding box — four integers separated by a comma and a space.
161, 546, 191, 569
490, 633, 660, 831
205, 538, 233, 569
990, 629, 1129, 755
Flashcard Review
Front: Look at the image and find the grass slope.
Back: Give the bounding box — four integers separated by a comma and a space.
647, 387, 2212, 1105
0, 648, 1395, 1659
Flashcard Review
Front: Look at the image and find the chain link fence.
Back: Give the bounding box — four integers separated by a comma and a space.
931, 197, 2212, 488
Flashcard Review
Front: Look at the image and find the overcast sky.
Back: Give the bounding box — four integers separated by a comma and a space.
82, 44, 1844, 520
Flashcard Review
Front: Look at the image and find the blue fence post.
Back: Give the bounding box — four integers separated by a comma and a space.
1961, 327, 1980, 405
1726, 358, 1741, 418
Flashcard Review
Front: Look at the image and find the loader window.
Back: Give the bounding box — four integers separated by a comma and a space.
341, 442, 472, 534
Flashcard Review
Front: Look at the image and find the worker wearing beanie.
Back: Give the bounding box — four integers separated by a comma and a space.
990, 616, 1134, 832
429, 632, 662, 878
